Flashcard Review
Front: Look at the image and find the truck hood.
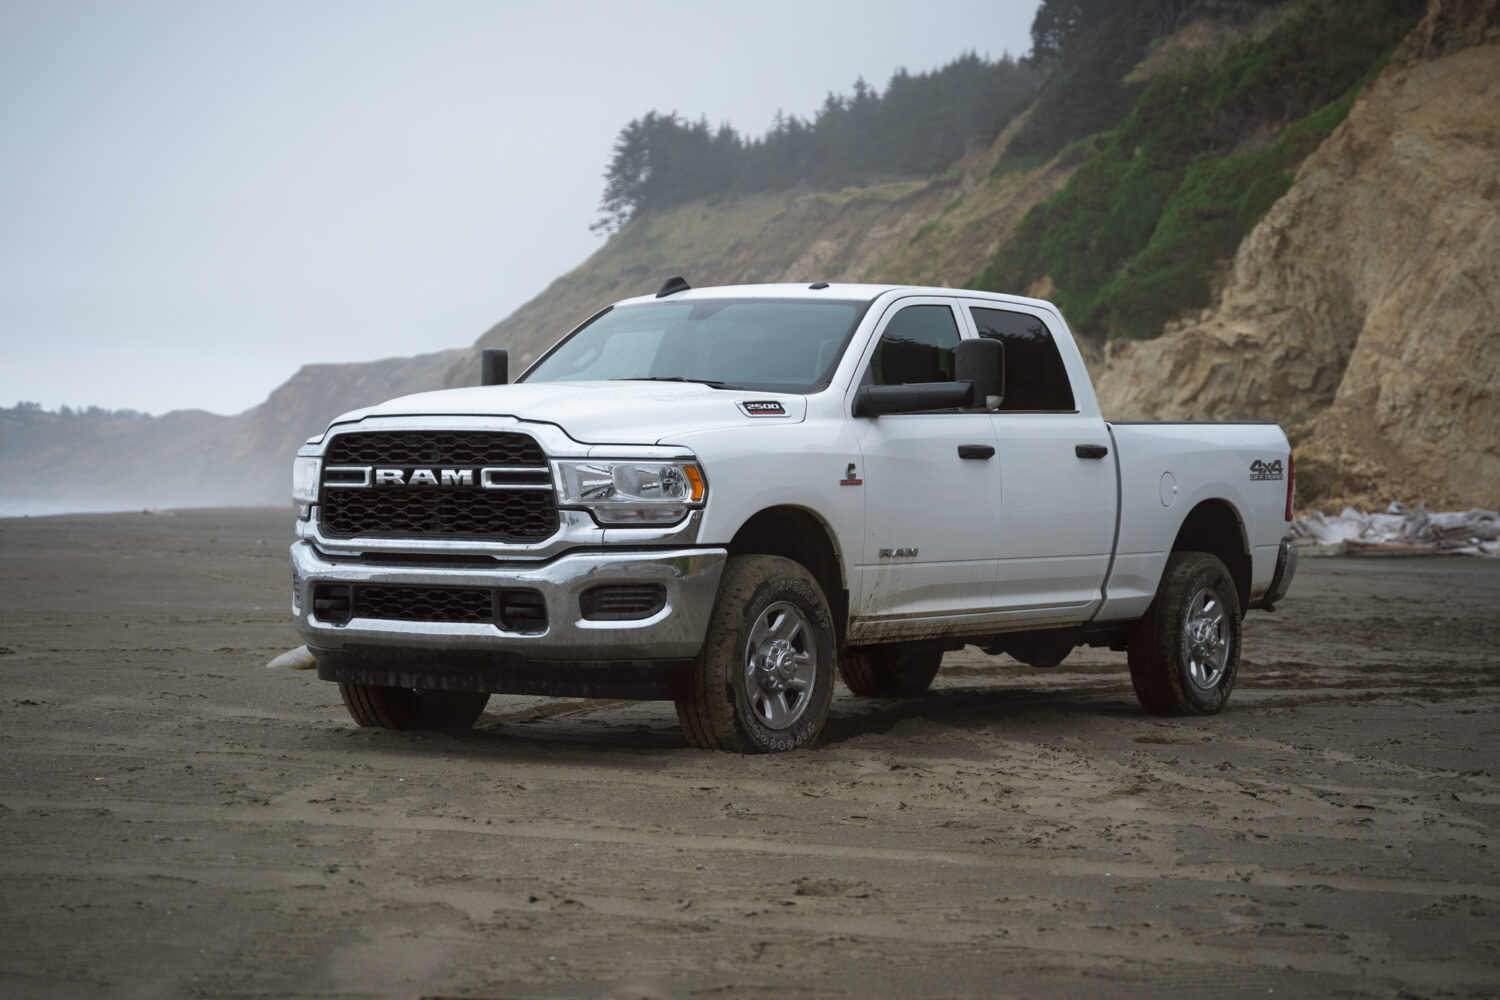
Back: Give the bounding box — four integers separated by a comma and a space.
327, 381, 808, 445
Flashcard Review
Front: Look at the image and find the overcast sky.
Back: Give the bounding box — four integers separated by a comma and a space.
1, 0, 1041, 416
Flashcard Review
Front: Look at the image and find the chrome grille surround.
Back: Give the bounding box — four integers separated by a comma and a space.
319, 428, 556, 541
296, 415, 704, 558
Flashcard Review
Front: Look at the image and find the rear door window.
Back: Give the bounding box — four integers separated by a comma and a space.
968, 307, 1075, 412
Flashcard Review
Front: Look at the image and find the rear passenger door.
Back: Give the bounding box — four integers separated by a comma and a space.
849, 298, 1002, 624
968, 304, 1117, 618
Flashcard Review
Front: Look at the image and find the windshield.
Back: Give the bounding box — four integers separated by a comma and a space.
520, 298, 869, 392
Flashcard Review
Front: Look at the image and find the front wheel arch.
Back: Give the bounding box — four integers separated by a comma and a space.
727, 506, 848, 648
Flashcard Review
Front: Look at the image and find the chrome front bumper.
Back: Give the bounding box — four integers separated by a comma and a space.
291, 540, 728, 661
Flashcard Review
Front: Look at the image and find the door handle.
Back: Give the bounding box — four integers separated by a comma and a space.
958, 444, 995, 460
1075, 443, 1109, 459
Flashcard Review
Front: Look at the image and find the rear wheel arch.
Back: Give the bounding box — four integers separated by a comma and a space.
1169, 499, 1250, 616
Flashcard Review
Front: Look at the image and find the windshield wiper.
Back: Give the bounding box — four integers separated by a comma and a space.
613, 377, 736, 389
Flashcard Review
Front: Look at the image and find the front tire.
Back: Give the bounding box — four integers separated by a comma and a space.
1127, 551, 1241, 715
338, 683, 490, 732
839, 644, 942, 696
676, 555, 835, 753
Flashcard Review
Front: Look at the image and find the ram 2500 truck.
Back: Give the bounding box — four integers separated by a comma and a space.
290, 280, 1297, 752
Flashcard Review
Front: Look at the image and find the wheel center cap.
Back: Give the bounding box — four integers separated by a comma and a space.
756, 639, 797, 691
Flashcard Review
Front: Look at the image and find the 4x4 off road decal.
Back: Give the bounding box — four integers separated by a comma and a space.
739, 400, 787, 417
1250, 459, 1284, 482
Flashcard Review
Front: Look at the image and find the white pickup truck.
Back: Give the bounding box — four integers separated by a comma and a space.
290, 280, 1296, 751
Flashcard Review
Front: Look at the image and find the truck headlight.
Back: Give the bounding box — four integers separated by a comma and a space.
292, 457, 321, 506
554, 460, 705, 525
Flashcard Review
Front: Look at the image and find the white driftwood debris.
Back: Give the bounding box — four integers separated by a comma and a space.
1292, 503, 1500, 557
266, 645, 317, 670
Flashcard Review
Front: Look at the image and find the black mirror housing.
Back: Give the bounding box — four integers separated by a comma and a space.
956, 337, 1004, 411
853, 381, 974, 417
480, 348, 508, 386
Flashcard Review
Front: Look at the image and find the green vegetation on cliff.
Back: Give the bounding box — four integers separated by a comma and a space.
1004, 0, 1186, 166
976, 0, 1423, 342
594, 53, 1038, 233
582, 0, 1423, 348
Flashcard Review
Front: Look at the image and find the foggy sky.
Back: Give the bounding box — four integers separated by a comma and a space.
0, 0, 1041, 417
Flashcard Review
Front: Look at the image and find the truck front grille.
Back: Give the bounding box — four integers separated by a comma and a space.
318, 430, 557, 542
355, 585, 494, 624
320, 488, 556, 540
324, 430, 546, 467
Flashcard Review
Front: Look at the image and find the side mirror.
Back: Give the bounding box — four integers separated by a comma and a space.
852, 381, 974, 417
480, 348, 508, 386
956, 337, 1004, 411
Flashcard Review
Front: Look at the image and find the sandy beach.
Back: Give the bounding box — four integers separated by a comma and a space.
1, 508, 1496, 998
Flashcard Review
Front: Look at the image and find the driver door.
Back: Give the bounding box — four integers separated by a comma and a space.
848, 298, 1002, 629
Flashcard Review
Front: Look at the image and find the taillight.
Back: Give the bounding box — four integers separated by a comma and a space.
1285, 451, 1296, 521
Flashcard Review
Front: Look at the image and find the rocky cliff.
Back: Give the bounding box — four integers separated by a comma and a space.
1094, 0, 1500, 508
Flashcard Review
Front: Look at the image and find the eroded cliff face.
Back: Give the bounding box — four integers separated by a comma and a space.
1094, 0, 1500, 508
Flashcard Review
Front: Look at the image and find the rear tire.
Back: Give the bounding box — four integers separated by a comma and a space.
1127, 551, 1241, 715
838, 644, 942, 696
675, 555, 835, 753
338, 683, 490, 732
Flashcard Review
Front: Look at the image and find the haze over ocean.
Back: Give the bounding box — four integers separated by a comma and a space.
1, 0, 1039, 418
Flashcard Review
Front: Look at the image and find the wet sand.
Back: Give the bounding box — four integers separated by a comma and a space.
1, 508, 1497, 998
